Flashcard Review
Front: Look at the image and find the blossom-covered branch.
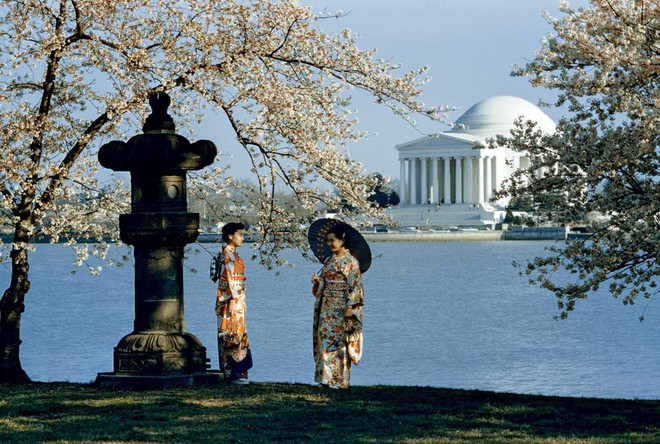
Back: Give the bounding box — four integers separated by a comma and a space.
496, 0, 658, 319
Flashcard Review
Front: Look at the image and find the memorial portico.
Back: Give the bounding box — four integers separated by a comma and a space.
395, 96, 556, 210
398, 154, 496, 205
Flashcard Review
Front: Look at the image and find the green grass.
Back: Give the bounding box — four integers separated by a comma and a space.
0, 382, 658, 443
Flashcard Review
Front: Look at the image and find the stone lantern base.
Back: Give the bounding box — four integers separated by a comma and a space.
95, 331, 222, 389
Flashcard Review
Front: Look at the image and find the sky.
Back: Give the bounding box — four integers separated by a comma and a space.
193, 0, 591, 182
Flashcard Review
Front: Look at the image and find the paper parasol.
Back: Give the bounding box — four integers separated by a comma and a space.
307, 218, 372, 274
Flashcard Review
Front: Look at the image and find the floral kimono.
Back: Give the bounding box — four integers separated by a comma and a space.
215, 244, 252, 380
313, 249, 364, 389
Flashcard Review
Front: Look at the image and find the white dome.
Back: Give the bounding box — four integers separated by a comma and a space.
452, 95, 555, 137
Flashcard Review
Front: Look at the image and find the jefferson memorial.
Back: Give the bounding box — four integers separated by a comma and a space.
389, 95, 556, 227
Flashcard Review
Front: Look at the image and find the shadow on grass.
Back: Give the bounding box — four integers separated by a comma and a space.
0, 382, 659, 443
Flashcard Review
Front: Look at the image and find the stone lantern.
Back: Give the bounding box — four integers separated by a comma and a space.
96, 92, 219, 388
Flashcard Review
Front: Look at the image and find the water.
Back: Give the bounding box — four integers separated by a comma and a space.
2, 241, 658, 399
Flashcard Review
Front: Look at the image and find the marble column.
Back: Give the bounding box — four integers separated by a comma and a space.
400, 158, 406, 205
421, 157, 428, 205
485, 156, 492, 201
407, 158, 413, 205
466, 156, 473, 204
455, 156, 463, 204
443, 157, 451, 205
410, 157, 418, 205
477, 156, 484, 204
431, 157, 438, 204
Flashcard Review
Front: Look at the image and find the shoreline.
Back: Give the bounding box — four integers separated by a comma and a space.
1, 227, 586, 244
363, 230, 503, 242
362, 226, 582, 242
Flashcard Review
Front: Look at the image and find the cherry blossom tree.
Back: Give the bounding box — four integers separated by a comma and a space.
494, 0, 658, 319
0, 0, 443, 382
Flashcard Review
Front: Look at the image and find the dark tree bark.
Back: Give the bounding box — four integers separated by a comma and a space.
0, 227, 32, 383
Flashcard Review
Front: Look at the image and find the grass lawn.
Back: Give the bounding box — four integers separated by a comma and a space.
0, 382, 658, 443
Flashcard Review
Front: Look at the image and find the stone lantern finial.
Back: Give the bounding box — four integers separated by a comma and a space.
143, 91, 175, 133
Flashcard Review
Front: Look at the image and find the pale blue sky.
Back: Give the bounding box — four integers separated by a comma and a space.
195, 0, 590, 181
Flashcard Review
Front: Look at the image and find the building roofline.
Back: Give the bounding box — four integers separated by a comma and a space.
396, 131, 481, 150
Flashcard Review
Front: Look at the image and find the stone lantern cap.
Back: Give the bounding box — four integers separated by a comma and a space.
98, 92, 217, 173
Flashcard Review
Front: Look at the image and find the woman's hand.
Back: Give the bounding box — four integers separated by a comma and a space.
344, 307, 353, 318
311, 274, 320, 296
214, 298, 228, 316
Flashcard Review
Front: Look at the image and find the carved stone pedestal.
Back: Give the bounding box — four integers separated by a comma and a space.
114, 332, 207, 373
96, 331, 221, 389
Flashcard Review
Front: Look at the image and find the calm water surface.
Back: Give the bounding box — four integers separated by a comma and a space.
3, 241, 658, 399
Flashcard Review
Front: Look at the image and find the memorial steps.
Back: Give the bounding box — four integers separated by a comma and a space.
386, 203, 506, 229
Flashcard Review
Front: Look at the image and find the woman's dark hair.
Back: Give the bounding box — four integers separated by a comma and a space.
327, 224, 350, 248
221, 222, 245, 243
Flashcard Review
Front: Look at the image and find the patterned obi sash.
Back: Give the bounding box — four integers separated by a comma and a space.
219, 273, 246, 293
324, 279, 348, 293
232, 273, 246, 289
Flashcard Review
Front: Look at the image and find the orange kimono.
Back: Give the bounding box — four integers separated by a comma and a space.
313, 249, 364, 389
216, 245, 252, 380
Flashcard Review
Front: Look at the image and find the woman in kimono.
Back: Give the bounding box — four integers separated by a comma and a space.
311, 224, 364, 389
215, 222, 252, 384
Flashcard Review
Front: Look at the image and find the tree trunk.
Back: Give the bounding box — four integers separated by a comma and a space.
0, 230, 32, 383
